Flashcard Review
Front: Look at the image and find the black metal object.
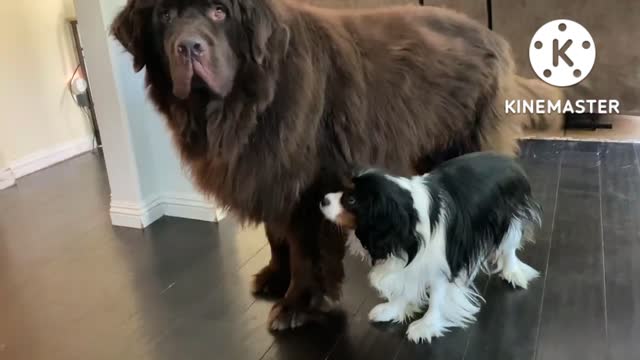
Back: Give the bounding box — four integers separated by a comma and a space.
69, 19, 102, 147
486, 0, 493, 29
567, 122, 613, 130
564, 113, 613, 131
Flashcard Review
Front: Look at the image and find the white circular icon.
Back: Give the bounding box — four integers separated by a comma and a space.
529, 19, 596, 87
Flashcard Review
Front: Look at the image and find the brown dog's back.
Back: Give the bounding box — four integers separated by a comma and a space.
110, 1, 560, 223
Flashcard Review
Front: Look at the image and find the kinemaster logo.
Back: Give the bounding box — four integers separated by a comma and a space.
506, 19, 620, 115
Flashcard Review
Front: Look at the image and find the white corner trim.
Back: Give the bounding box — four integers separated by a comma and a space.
110, 192, 222, 228
0, 168, 16, 190
10, 136, 95, 178
110, 196, 165, 229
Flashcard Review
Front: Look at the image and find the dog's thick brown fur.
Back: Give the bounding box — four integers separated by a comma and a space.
111, 0, 563, 330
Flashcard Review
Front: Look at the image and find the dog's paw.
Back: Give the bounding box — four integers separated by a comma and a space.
500, 260, 539, 289
368, 302, 408, 323
406, 316, 446, 344
252, 264, 290, 298
267, 302, 330, 331
310, 294, 340, 312
268, 303, 308, 331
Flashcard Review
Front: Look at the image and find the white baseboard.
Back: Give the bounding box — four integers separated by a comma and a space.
10, 136, 94, 178
163, 192, 218, 222
110, 192, 221, 229
0, 168, 16, 190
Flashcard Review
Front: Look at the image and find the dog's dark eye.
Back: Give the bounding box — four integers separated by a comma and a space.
210, 5, 227, 21
345, 195, 356, 206
161, 10, 172, 23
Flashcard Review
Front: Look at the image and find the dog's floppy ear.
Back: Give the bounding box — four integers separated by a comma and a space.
355, 191, 420, 265
110, 0, 155, 72
238, 0, 289, 65
351, 166, 375, 180
355, 226, 395, 265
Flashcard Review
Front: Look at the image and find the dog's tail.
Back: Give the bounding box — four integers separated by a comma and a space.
518, 196, 543, 243
510, 77, 601, 133
511, 76, 565, 132
521, 196, 542, 225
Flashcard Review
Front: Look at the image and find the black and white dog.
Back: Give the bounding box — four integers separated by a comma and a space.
320, 152, 541, 343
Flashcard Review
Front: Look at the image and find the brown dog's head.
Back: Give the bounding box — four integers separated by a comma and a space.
111, 0, 288, 100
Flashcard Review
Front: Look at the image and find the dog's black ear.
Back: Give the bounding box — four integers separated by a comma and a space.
110, 0, 155, 72
355, 197, 420, 265
355, 225, 396, 264
350, 166, 365, 178
237, 0, 289, 65
350, 166, 379, 183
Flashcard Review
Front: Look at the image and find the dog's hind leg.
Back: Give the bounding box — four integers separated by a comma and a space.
496, 218, 539, 289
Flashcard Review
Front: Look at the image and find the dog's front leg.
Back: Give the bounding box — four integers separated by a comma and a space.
368, 298, 417, 324
368, 263, 420, 323
252, 223, 291, 298
267, 202, 344, 331
267, 233, 318, 330
406, 273, 482, 343
406, 274, 449, 343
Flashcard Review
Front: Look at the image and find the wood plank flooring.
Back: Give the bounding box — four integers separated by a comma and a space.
0, 140, 638, 360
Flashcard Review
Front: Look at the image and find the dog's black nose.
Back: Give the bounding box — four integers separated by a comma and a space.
320, 196, 330, 207
177, 39, 205, 57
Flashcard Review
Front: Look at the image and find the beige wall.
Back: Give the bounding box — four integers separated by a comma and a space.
300, 0, 415, 7
0, 0, 91, 166
0, 151, 7, 169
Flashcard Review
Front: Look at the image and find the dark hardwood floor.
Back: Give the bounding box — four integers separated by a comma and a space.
0, 140, 638, 360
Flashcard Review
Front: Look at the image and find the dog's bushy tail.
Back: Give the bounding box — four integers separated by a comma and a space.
479, 75, 568, 156
512, 77, 566, 132
518, 196, 543, 243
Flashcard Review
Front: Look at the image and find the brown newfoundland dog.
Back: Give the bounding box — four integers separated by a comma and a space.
111, 0, 562, 330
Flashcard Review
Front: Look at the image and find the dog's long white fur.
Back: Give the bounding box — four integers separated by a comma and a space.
358, 175, 538, 343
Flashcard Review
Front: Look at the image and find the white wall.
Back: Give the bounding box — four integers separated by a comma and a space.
74, 0, 221, 228
0, 0, 93, 180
